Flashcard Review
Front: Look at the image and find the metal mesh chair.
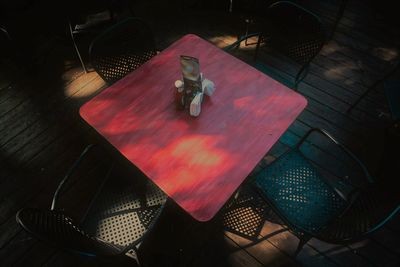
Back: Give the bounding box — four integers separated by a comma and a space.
67, 0, 135, 73
255, 149, 348, 235
253, 1, 325, 89
16, 145, 167, 265
230, 0, 277, 45
318, 124, 400, 243
89, 17, 157, 85
250, 128, 399, 255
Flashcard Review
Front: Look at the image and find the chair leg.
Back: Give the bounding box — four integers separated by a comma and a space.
244, 19, 250, 46
254, 34, 262, 62
79, 161, 115, 223
125, 247, 140, 266
347, 61, 400, 113
233, 186, 243, 200
294, 63, 309, 91
346, 86, 372, 113
68, 20, 88, 73
294, 237, 309, 257
329, 0, 348, 40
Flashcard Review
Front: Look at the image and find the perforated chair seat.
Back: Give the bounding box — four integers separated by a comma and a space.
254, 150, 347, 234
222, 186, 270, 239
93, 50, 157, 84
89, 17, 158, 84
81, 173, 167, 249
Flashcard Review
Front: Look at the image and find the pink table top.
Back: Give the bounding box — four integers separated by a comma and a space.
80, 34, 307, 221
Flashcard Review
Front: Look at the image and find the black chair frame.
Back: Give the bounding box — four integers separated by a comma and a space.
249, 128, 373, 255
225, 1, 325, 90
17, 144, 167, 264
234, 0, 277, 46
69, 10, 113, 73
256, 1, 325, 90
67, 1, 135, 73
58, 144, 166, 254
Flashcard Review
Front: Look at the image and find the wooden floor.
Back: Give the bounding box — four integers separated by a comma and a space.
1, 0, 399, 266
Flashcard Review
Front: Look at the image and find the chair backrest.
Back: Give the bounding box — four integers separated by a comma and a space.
16, 208, 122, 257
264, 1, 325, 65
318, 126, 400, 242
89, 17, 157, 84
317, 183, 399, 242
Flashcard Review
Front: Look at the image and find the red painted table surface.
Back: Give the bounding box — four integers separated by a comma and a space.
80, 34, 307, 221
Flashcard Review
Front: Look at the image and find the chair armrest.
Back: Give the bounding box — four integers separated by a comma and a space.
51, 144, 96, 210
295, 128, 374, 184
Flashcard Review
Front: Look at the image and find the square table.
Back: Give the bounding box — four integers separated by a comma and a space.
80, 34, 307, 221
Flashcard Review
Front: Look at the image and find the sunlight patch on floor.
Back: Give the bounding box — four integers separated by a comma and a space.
208, 34, 259, 51
323, 64, 358, 81
63, 71, 106, 99
372, 47, 399, 62
322, 42, 342, 56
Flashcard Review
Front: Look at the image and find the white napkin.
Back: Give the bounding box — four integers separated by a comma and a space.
202, 79, 215, 96
190, 93, 203, 117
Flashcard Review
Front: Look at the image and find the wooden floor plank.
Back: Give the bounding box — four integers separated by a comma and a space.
347, 239, 400, 267
258, 220, 339, 267
0, 72, 100, 149
307, 238, 374, 267
224, 230, 300, 267
189, 233, 265, 267
369, 227, 400, 259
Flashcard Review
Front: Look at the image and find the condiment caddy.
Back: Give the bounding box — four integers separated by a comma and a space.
175, 73, 216, 117
176, 55, 215, 117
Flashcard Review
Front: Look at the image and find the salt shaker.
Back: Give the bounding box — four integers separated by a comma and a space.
175, 80, 185, 110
